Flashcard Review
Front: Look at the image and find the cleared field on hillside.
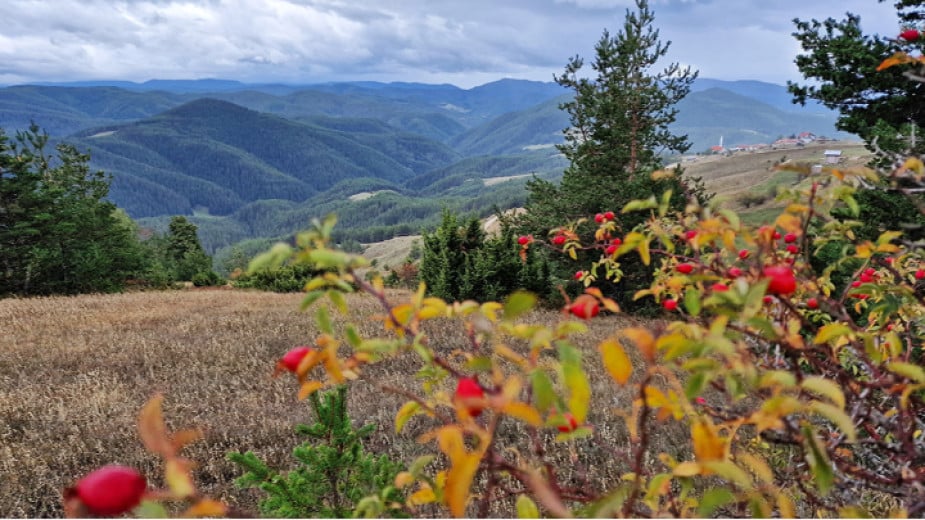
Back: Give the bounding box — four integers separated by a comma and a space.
0, 289, 670, 517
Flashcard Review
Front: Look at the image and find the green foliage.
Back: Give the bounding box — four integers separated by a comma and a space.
789, 4, 925, 155
233, 262, 320, 292
166, 216, 213, 281
419, 210, 553, 303
0, 125, 147, 296
191, 270, 224, 287
228, 386, 406, 518
517, 0, 702, 313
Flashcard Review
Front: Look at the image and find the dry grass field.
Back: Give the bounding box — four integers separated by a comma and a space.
0, 288, 678, 518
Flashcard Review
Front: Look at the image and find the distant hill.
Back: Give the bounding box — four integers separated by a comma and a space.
448, 95, 569, 156
691, 78, 828, 114
70, 98, 461, 217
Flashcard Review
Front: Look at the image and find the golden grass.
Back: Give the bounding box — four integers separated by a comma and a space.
0, 288, 687, 517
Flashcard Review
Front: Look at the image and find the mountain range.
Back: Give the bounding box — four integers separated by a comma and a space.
0, 77, 849, 259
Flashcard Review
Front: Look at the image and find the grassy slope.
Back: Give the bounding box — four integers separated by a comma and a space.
0, 289, 661, 518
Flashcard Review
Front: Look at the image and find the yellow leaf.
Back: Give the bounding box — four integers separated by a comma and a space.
501, 402, 543, 427
813, 323, 853, 345
166, 458, 196, 498
138, 394, 174, 458
692, 419, 726, 463
516, 494, 541, 518
638, 238, 651, 265
809, 400, 857, 442
778, 494, 796, 518
672, 461, 702, 477
323, 350, 346, 383
599, 338, 632, 385
181, 499, 227, 518
445, 452, 480, 517
855, 242, 873, 259
737, 452, 774, 484
408, 486, 437, 506
801, 376, 846, 409
774, 213, 802, 234
395, 401, 421, 433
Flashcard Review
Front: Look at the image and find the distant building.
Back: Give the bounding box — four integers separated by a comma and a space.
798, 131, 817, 143
772, 138, 802, 148
824, 150, 842, 164
709, 145, 725, 154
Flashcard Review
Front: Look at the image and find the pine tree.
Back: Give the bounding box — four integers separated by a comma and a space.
165, 216, 212, 281
228, 386, 407, 518
518, 0, 699, 312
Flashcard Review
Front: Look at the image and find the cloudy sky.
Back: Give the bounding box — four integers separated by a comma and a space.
0, 0, 905, 88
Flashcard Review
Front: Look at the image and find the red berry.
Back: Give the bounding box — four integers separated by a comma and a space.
763, 295, 774, 304
685, 230, 698, 240
75, 466, 147, 517
712, 282, 729, 292
916, 269, 925, 280
728, 267, 742, 277
773, 231, 782, 240
695, 396, 707, 405
517, 235, 530, 246
886, 257, 895, 265
864, 267, 876, 276
569, 297, 600, 319
738, 249, 749, 260
604, 211, 615, 221
786, 244, 799, 254
552, 235, 566, 246
859, 272, 874, 283
611, 237, 622, 246
900, 28, 921, 41
455, 377, 485, 417
573, 271, 584, 281
663, 299, 678, 311
784, 232, 797, 243
807, 297, 819, 309
852, 293, 870, 300
851, 280, 862, 288
594, 213, 605, 223
605, 244, 617, 256
282, 346, 312, 373
763, 265, 796, 295
557, 412, 579, 433
887, 323, 895, 331
676, 263, 694, 274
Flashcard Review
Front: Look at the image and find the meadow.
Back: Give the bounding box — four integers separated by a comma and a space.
0, 288, 678, 517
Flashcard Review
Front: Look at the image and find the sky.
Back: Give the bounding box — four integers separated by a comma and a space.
0, 0, 905, 88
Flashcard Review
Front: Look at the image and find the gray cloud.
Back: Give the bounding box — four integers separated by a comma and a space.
0, 0, 904, 87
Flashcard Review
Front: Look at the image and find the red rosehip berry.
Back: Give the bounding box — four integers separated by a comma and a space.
663, 299, 678, 311
517, 235, 530, 246
807, 297, 819, 309
886, 257, 895, 265
569, 297, 600, 320
763, 265, 796, 295
859, 272, 874, 283
281, 346, 312, 373
784, 232, 797, 243
574, 270, 584, 280
728, 267, 742, 277
853, 293, 870, 300
75, 466, 147, 517
773, 231, 782, 240
786, 244, 800, 254
552, 235, 566, 246
594, 213, 605, 223
712, 282, 729, 292
557, 412, 579, 433
605, 244, 617, 256
676, 263, 694, 274
864, 267, 876, 276
454, 377, 485, 417
916, 269, 925, 280
611, 237, 622, 246
738, 249, 749, 260
851, 280, 862, 288
900, 28, 921, 41
763, 295, 774, 305
695, 396, 707, 405
685, 230, 698, 240
604, 211, 615, 221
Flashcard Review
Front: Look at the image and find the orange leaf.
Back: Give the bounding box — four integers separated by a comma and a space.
138, 394, 175, 458
622, 327, 656, 362
170, 428, 203, 453
298, 380, 324, 400
877, 52, 915, 71
501, 402, 543, 427
691, 419, 726, 463
181, 498, 227, 518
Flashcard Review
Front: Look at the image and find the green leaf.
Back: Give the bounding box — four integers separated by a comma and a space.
684, 287, 702, 317
345, 324, 362, 348
802, 424, 835, 495
504, 291, 537, 321
247, 242, 292, 274
327, 289, 347, 314
134, 500, 170, 518
622, 197, 658, 213
581, 485, 629, 518
697, 488, 736, 517
516, 494, 541, 518
531, 370, 556, 415
307, 249, 349, 270
300, 290, 326, 310
316, 305, 333, 334
559, 344, 591, 423
801, 376, 846, 408
409, 455, 436, 479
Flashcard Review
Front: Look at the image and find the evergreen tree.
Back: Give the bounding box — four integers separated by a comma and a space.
165, 216, 212, 281
0, 125, 145, 296
228, 386, 406, 518
789, 1, 925, 155
518, 0, 699, 312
